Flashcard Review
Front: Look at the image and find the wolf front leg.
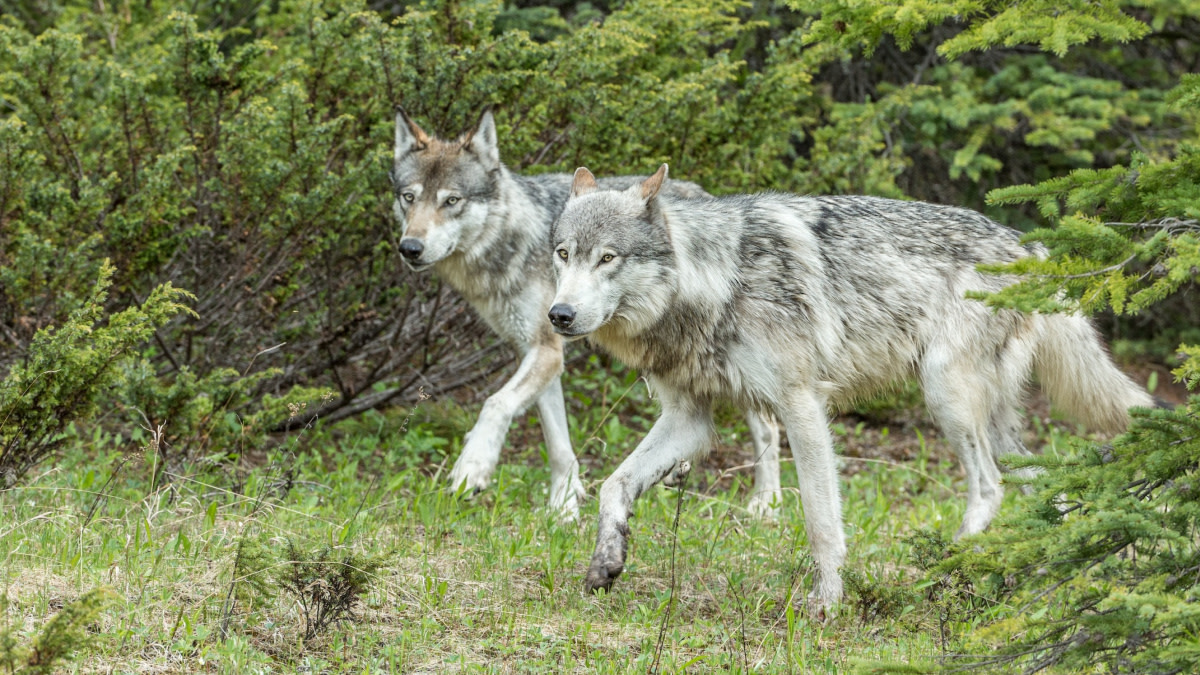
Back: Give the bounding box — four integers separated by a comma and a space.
448, 339, 580, 514
585, 394, 713, 594
535, 377, 585, 518
776, 388, 847, 615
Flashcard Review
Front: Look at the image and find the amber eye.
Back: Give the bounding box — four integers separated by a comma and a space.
445, 196, 460, 206
401, 192, 415, 203
600, 253, 615, 263
557, 249, 568, 261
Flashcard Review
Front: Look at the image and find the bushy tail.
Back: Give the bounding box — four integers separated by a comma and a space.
1035, 314, 1154, 434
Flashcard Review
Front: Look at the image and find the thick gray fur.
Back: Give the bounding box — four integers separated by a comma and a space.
391, 111, 782, 519
550, 165, 1153, 610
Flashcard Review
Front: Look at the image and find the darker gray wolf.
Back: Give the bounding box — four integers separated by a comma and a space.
390, 110, 784, 519
548, 165, 1152, 609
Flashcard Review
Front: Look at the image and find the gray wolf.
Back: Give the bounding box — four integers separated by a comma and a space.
548, 165, 1153, 609
390, 110, 784, 519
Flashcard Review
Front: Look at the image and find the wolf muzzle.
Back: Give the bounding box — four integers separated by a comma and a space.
399, 237, 424, 262
548, 303, 576, 331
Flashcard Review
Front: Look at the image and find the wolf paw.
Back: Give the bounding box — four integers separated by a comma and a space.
446, 430, 502, 496
804, 592, 839, 623
806, 599, 835, 623
584, 560, 624, 595
953, 513, 993, 541
446, 455, 494, 496
746, 490, 781, 520
806, 572, 843, 622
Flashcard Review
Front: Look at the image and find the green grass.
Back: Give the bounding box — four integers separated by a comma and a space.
0, 366, 1075, 673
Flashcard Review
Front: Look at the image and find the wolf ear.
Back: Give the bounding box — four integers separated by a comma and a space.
465, 107, 500, 168
395, 106, 430, 159
640, 163, 668, 202
571, 167, 599, 199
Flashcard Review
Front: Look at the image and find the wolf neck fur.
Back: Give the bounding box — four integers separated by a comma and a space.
433, 167, 554, 304
592, 203, 741, 391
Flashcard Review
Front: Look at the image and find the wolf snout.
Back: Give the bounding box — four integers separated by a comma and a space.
398, 238, 424, 262
548, 303, 576, 330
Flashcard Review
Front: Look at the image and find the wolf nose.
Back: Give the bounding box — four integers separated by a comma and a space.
399, 238, 424, 261
548, 304, 576, 329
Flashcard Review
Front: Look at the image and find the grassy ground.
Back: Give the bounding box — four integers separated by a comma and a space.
1, 362, 1099, 674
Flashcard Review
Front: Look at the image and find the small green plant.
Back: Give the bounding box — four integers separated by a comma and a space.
276, 541, 386, 642
0, 589, 115, 674
218, 535, 278, 640
843, 567, 919, 627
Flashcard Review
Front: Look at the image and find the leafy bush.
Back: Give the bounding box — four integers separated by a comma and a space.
0, 4, 505, 438
0, 262, 190, 487
824, 4, 1200, 671
3, 0, 1196, 438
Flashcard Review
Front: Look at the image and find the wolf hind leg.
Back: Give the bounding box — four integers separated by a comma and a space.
920, 346, 1005, 539
774, 387, 846, 615
988, 328, 1039, 495
536, 378, 585, 520
448, 342, 564, 503
745, 410, 783, 519
989, 400, 1038, 495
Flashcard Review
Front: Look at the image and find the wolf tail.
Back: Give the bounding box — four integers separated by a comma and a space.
1034, 314, 1154, 433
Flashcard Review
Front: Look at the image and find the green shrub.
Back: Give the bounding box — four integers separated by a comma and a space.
4, 0, 1196, 435
0, 588, 115, 674
935, 72, 1200, 674
0, 261, 190, 487
276, 541, 386, 642
829, 5, 1200, 671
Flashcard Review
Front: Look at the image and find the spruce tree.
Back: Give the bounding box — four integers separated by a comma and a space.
941, 73, 1200, 673
810, 2, 1200, 670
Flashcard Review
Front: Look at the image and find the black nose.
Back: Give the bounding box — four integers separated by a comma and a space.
548, 303, 576, 329
399, 238, 424, 261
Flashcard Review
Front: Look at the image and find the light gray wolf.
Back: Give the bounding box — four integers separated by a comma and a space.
548, 164, 1153, 610
390, 109, 785, 519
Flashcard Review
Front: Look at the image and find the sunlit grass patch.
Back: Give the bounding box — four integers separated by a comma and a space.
0, 368, 1071, 673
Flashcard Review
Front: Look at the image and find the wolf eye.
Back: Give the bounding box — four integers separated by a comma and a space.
401, 192, 415, 203
556, 249, 568, 261
445, 196, 460, 206
600, 253, 615, 263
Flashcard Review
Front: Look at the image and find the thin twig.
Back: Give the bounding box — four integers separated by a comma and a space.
1035, 254, 1137, 281
651, 473, 687, 675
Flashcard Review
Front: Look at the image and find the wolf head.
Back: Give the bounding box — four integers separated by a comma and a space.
390, 107, 501, 270
548, 164, 676, 338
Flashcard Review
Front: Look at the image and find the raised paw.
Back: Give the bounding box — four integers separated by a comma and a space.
446, 429, 502, 496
